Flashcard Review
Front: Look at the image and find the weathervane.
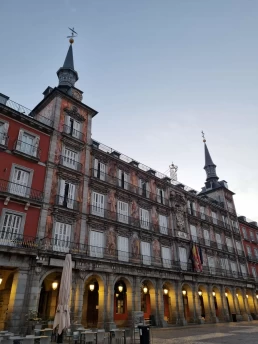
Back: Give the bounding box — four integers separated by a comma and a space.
67, 27, 78, 44
201, 130, 206, 143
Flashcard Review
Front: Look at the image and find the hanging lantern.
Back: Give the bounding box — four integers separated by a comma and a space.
225, 292, 228, 297
212, 291, 216, 297
0, 275, 2, 285
198, 291, 202, 296
118, 284, 123, 293
163, 288, 168, 295
52, 281, 58, 290
182, 290, 186, 296
143, 286, 148, 294
89, 283, 95, 291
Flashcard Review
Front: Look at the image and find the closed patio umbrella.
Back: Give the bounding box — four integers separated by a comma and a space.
53, 254, 72, 336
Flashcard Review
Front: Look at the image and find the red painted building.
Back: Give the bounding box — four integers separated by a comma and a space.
238, 216, 258, 281
0, 94, 53, 240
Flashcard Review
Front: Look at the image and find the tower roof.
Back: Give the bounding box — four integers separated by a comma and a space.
204, 143, 215, 168
63, 44, 75, 70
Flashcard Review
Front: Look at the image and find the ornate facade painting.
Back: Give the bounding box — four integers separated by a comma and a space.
106, 227, 116, 255
130, 170, 138, 193
131, 200, 139, 219
132, 234, 140, 259
108, 161, 117, 184
151, 206, 159, 231
175, 205, 185, 231
152, 239, 161, 260
108, 190, 116, 213
149, 179, 156, 201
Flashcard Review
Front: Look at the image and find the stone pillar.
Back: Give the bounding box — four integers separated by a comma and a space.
126, 282, 133, 327
156, 279, 166, 327
73, 277, 84, 327
220, 286, 230, 322
252, 290, 258, 317
134, 277, 141, 311
243, 288, 251, 320
192, 283, 201, 323
232, 288, 242, 321
176, 281, 186, 325
105, 273, 115, 330
168, 283, 177, 324
6, 269, 29, 334
206, 285, 216, 323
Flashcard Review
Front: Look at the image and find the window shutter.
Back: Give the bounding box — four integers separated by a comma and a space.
162, 247, 171, 268
179, 247, 187, 270
118, 236, 129, 262
215, 233, 222, 249
90, 230, 104, 257
73, 120, 80, 138
190, 225, 197, 242
141, 241, 151, 265
118, 169, 122, 187
94, 158, 98, 177
65, 115, 71, 126
117, 201, 128, 224
157, 188, 161, 203
0, 122, 9, 144
159, 215, 168, 234
16, 129, 24, 150
226, 237, 233, 252
59, 180, 66, 205
100, 162, 106, 181
11, 169, 29, 197
67, 183, 75, 209
208, 256, 215, 274
203, 229, 210, 246
124, 172, 128, 190
140, 208, 149, 229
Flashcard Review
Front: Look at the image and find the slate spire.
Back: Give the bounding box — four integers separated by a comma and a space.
203, 138, 219, 182
57, 41, 78, 89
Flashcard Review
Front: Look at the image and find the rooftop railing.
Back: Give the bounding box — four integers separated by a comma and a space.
187, 208, 231, 231
0, 179, 43, 202
4, 99, 54, 127
91, 168, 169, 206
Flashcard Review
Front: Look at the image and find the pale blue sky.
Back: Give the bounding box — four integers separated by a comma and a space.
1, 0, 258, 220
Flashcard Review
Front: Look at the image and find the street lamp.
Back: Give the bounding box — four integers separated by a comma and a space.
143, 286, 148, 294
52, 281, 58, 290
198, 291, 202, 296
163, 288, 168, 295
182, 290, 186, 296
89, 283, 95, 291
212, 292, 216, 297
118, 284, 123, 293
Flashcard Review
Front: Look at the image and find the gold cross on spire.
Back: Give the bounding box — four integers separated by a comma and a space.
201, 130, 206, 143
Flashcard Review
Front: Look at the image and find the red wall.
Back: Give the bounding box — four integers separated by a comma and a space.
240, 223, 258, 275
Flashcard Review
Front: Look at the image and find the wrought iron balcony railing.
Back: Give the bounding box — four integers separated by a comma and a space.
59, 155, 82, 172
191, 235, 236, 254
0, 132, 9, 147
5, 98, 54, 127
228, 206, 236, 215
0, 231, 38, 249
55, 195, 80, 211
188, 208, 231, 231
0, 179, 43, 201
237, 249, 245, 257
13, 140, 41, 159
89, 205, 172, 235
91, 168, 169, 206
62, 124, 84, 142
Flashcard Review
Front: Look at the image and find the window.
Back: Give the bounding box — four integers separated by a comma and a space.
212, 211, 217, 225
17, 130, 39, 157
247, 245, 252, 257
141, 241, 151, 265
117, 236, 129, 262
221, 258, 230, 272
157, 188, 165, 204
117, 200, 129, 224
89, 230, 104, 258
94, 158, 106, 181
65, 115, 81, 139
187, 201, 196, 216
231, 220, 238, 230
200, 206, 205, 220
222, 215, 228, 227
254, 248, 258, 259
53, 222, 71, 253
139, 179, 149, 198
159, 214, 168, 234
59, 180, 76, 209
235, 241, 242, 254
250, 231, 255, 241
226, 237, 233, 253
203, 229, 210, 246
256, 233, 258, 243
0, 121, 9, 145
190, 225, 197, 242
10, 167, 30, 197
118, 169, 128, 190
208, 256, 215, 275
215, 233, 222, 249
140, 208, 149, 229
240, 264, 248, 279
242, 227, 247, 239
162, 246, 171, 268
230, 261, 237, 277
63, 147, 78, 170
1, 212, 22, 243
91, 192, 104, 217
179, 247, 187, 270
252, 267, 257, 279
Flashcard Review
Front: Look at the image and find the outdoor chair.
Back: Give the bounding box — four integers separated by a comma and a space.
73, 331, 80, 344
96, 331, 108, 344
83, 333, 95, 344
113, 330, 125, 344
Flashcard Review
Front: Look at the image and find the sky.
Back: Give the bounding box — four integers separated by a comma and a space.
1, 0, 258, 221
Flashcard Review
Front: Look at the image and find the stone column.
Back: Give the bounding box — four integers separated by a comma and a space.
105, 273, 115, 330
232, 288, 242, 321
192, 283, 201, 323
206, 285, 216, 323
134, 276, 141, 312
220, 286, 230, 322
6, 269, 29, 334
73, 277, 84, 327
156, 279, 166, 327
176, 281, 186, 325
243, 288, 251, 320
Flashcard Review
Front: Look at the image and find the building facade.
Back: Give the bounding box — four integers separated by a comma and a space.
0, 41, 258, 334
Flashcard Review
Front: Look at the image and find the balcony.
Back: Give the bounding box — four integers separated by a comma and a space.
91, 168, 169, 206
228, 206, 236, 215
89, 205, 171, 234
59, 155, 82, 174
0, 179, 43, 202
247, 254, 258, 262
55, 195, 80, 211
0, 132, 9, 150
191, 235, 236, 254
62, 124, 85, 143
237, 249, 245, 257
13, 140, 41, 161
0, 231, 38, 250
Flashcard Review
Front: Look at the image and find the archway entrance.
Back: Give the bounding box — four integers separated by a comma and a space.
38, 272, 61, 323
198, 289, 205, 319
86, 280, 99, 327
114, 280, 127, 325
163, 286, 169, 322
141, 285, 151, 320
0, 270, 14, 330
182, 285, 192, 323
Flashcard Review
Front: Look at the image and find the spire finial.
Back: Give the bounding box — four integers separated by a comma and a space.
201, 130, 206, 143
67, 27, 78, 44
